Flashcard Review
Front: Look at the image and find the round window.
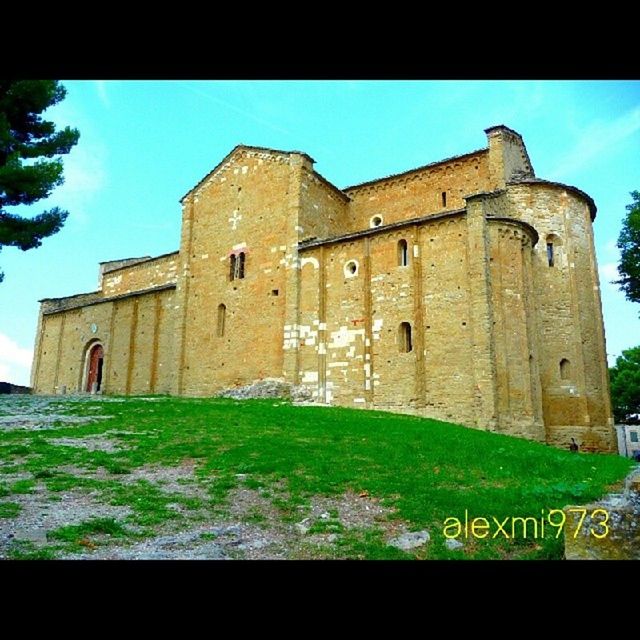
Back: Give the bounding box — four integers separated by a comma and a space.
370, 215, 383, 228
344, 260, 359, 278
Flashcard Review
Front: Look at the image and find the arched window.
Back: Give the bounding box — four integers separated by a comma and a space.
398, 322, 413, 353
217, 304, 226, 337
545, 234, 561, 268
230, 252, 246, 280
398, 239, 409, 267
546, 242, 554, 267
560, 358, 571, 380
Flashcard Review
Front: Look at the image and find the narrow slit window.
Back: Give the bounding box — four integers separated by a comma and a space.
399, 322, 413, 353
217, 304, 226, 337
547, 242, 554, 267
560, 358, 571, 380
442, 191, 447, 207
238, 252, 245, 279
229, 254, 236, 281
630, 431, 639, 443
398, 239, 409, 267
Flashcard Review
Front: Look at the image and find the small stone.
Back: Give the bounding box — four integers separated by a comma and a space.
388, 530, 430, 551
445, 538, 464, 551
327, 534, 338, 543
320, 512, 329, 520
295, 523, 310, 535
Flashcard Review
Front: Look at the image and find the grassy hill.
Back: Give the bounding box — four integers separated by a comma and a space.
0, 396, 634, 559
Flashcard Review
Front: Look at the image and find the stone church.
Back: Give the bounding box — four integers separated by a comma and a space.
31, 126, 616, 452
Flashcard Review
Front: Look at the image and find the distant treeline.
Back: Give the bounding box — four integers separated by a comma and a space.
0, 382, 31, 394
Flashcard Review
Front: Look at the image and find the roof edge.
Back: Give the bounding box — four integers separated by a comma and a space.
179, 144, 315, 203
342, 148, 488, 193
507, 178, 597, 220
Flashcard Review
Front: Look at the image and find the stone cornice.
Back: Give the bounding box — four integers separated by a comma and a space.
299, 209, 466, 250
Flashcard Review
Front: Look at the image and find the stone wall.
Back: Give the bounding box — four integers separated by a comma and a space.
343, 150, 490, 234
32, 286, 176, 395
505, 182, 614, 451
101, 252, 179, 297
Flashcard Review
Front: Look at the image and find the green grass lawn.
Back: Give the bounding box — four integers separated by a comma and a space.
0, 396, 634, 559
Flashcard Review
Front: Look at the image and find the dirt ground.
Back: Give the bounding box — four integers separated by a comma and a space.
0, 396, 419, 559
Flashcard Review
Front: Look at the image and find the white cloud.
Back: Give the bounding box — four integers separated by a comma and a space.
94, 81, 110, 107
550, 105, 640, 180
48, 140, 107, 224
599, 262, 620, 282
0, 332, 33, 386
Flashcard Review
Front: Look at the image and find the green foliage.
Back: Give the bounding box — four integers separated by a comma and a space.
0, 80, 79, 282
0, 502, 21, 518
48, 517, 128, 543
609, 345, 640, 423
616, 191, 640, 308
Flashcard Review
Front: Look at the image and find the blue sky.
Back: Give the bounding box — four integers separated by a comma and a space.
1, 80, 639, 385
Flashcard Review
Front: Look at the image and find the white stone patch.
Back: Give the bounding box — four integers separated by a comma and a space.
242, 166, 248, 174
365, 380, 371, 391
328, 362, 349, 368
302, 371, 319, 383
372, 318, 384, 332
279, 245, 287, 251
295, 225, 304, 232
201, 254, 209, 259
263, 268, 272, 274
318, 322, 326, 330
232, 242, 247, 251
413, 245, 419, 257
271, 247, 277, 253
353, 398, 366, 404
375, 296, 385, 302
301, 257, 319, 269
318, 343, 326, 355
372, 275, 385, 282
229, 210, 242, 230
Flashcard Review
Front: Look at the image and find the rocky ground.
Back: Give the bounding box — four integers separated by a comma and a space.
0, 395, 430, 560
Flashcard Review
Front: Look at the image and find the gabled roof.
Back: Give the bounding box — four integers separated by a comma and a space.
179, 144, 315, 203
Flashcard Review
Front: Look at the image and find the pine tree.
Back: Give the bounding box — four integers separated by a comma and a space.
0, 80, 80, 282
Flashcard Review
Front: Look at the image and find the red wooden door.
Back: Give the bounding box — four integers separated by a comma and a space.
86, 344, 104, 392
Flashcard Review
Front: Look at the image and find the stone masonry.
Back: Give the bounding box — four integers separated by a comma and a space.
31, 126, 616, 452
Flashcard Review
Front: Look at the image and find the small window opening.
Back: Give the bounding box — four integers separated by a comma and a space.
217, 304, 226, 337
399, 322, 413, 353
398, 239, 409, 267
272, 289, 279, 296
370, 215, 383, 228
344, 260, 358, 277
560, 358, 571, 380
442, 191, 447, 207
631, 431, 639, 443
230, 252, 246, 280
547, 242, 554, 267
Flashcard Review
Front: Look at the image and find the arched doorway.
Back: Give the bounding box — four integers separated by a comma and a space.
85, 343, 104, 393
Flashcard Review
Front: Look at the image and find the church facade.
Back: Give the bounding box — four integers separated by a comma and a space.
31, 126, 616, 452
